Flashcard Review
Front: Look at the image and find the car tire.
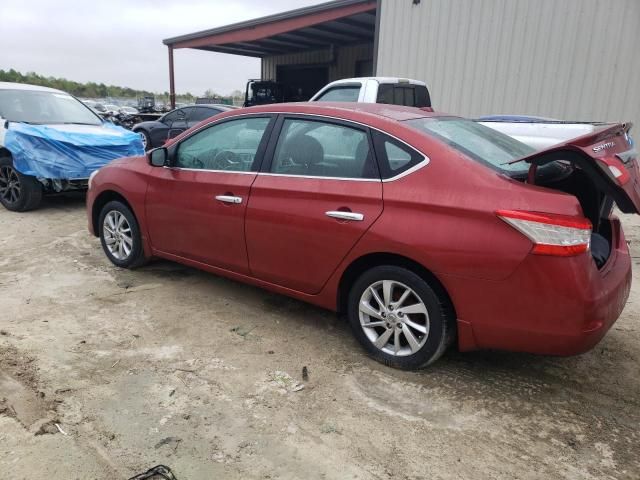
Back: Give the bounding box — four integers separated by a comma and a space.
98, 200, 147, 269
347, 266, 454, 370
0, 155, 43, 212
136, 130, 152, 151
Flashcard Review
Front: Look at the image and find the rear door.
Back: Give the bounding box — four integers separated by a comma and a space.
167, 108, 190, 140
245, 115, 383, 294
521, 124, 640, 214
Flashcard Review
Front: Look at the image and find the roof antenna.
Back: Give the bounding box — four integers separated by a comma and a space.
413, 0, 421, 4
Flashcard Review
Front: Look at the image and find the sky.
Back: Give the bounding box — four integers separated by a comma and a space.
0, 0, 326, 96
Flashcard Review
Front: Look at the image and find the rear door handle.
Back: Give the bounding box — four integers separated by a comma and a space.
325, 211, 364, 221
215, 195, 243, 204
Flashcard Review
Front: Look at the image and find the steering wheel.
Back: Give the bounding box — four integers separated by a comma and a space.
178, 152, 203, 169
212, 150, 241, 170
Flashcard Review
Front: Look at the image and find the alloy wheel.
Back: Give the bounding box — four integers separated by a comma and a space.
103, 210, 134, 260
139, 132, 147, 150
359, 280, 430, 356
0, 166, 21, 205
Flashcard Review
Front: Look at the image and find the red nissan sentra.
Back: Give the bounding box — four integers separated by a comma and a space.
86, 103, 639, 369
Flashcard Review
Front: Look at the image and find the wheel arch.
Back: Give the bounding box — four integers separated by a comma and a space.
336, 252, 457, 322
0, 147, 13, 160
91, 190, 137, 237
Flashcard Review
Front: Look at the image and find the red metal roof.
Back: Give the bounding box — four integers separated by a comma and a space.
163, 0, 377, 57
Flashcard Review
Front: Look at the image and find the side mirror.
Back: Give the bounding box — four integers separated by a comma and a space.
149, 148, 168, 167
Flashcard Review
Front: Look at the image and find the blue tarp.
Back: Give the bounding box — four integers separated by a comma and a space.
5, 122, 144, 180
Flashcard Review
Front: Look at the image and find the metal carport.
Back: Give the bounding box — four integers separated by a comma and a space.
162, 0, 378, 107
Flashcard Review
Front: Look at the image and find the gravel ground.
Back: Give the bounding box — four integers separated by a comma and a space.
0, 194, 639, 480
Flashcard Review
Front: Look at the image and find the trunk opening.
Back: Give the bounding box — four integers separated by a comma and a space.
522, 162, 614, 269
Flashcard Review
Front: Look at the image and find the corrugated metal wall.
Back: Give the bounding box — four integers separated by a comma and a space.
262, 43, 374, 82
376, 0, 640, 130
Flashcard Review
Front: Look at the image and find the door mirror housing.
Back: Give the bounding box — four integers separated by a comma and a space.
149, 148, 168, 167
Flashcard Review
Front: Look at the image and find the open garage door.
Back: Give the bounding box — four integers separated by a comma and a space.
277, 65, 329, 101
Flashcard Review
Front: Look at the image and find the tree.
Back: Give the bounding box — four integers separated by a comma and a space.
0, 69, 191, 100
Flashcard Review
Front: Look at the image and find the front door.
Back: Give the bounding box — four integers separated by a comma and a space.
245, 116, 383, 294
145, 115, 274, 274
166, 108, 190, 140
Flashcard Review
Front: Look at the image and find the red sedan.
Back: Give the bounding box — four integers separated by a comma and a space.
86, 103, 640, 369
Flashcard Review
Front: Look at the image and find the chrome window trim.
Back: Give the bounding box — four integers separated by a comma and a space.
257, 172, 380, 182
162, 166, 257, 175
168, 111, 430, 182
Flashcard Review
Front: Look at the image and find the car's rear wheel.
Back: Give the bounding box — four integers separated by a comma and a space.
0, 155, 43, 212
98, 200, 147, 268
347, 266, 454, 369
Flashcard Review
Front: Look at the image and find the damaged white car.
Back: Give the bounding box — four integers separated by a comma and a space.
0, 82, 143, 211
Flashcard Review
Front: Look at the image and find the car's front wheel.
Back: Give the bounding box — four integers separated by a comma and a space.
98, 200, 147, 268
136, 130, 151, 151
347, 266, 454, 369
0, 155, 43, 212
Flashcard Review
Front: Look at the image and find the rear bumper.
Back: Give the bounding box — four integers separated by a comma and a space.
448, 217, 632, 355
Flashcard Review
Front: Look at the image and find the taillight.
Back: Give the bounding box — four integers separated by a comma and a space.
599, 156, 631, 185
497, 210, 592, 257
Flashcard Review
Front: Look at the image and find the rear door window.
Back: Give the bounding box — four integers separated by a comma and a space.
315, 86, 361, 102
270, 118, 378, 179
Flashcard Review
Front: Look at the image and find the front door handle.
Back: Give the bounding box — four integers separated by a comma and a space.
325, 211, 364, 221
215, 195, 243, 204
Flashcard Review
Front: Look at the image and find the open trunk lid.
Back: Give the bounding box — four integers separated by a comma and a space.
509, 123, 640, 214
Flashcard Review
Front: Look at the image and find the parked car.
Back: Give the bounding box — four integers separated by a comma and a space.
103, 104, 120, 115
119, 106, 139, 115
87, 102, 639, 369
310, 77, 431, 109
93, 102, 108, 113
132, 104, 234, 150
0, 82, 144, 211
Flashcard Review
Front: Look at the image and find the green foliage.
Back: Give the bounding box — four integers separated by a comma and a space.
0, 69, 195, 101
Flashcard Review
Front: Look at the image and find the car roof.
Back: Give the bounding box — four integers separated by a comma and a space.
0, 81, 67, 94
238, 102, 438, 122
199, 104, 234, 110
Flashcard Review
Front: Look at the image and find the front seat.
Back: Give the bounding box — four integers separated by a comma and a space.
285, 135, 324, 175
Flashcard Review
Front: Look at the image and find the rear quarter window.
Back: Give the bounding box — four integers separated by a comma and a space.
371, 130, 425, 179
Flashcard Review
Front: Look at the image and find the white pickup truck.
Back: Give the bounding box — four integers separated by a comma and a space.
310, 77, 432, 109
310, 78, 622, 150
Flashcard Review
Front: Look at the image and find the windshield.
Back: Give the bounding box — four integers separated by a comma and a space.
0, 89, 103, 125
405, 117, 536, 172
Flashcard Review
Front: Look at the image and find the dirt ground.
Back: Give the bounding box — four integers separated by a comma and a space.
0, 194, 639, 480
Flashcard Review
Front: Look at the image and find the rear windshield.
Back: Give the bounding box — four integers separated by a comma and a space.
315, 85, 361, 102
377, 84, 431, 108
0, 89, 103, 126
404, 117, 535, 172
